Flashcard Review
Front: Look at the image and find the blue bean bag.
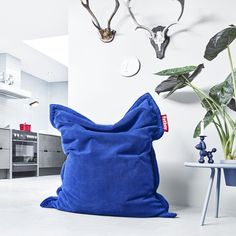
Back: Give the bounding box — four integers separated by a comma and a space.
40, 93, 176, 218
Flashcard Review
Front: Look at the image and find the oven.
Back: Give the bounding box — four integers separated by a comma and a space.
12, 130, 38, 177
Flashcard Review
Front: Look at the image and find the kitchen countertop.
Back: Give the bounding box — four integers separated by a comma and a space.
0, 128, 61, 137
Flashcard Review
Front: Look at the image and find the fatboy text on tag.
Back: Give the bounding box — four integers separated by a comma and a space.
161, 115, 169, 132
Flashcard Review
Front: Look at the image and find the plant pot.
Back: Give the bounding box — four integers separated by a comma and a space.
220, 160, 236, 187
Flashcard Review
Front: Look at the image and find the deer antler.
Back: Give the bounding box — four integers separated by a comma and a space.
126, 0, 185, 59
162, 22, 177, 36
162, 0, 185, 35
107, 0, 120, 30
81, 0, 120, 43
126, 0, 153, 37
81, 0, 101, 30
177, 0, 185, 21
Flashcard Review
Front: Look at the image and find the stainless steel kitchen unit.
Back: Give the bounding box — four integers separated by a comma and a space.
0, 130, 66, 179
39, 134, 66, 176
12, 130, 38, 178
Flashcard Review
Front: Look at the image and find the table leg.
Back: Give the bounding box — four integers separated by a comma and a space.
215, 168, 221, 218
200, 168, 215, 226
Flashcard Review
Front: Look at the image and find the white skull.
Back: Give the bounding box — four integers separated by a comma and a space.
153, 31, 165, 51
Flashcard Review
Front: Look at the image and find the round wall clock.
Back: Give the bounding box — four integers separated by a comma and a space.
120, 56, 141, 77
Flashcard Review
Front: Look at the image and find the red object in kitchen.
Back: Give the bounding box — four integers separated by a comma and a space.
20, 123, 31, 132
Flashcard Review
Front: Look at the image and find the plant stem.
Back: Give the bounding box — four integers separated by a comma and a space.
223, 108, 229, 138
215, 114, 226, 138
213, 120, 224, 145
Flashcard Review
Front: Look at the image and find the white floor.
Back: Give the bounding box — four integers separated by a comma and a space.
0, 176, 235, 236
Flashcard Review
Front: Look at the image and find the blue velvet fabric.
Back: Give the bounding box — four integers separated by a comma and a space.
40, 93, 176, 218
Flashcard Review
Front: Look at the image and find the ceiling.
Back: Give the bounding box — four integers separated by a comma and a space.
24, 35, 68, 67
0, 0, 68, 82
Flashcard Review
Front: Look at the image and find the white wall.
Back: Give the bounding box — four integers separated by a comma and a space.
48, 81, 68, 134
68, 0, 236, 209
0, 72, 68, 133
49, 81, 68, 106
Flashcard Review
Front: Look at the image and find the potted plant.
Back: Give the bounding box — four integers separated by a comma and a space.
155, 25, 236, 186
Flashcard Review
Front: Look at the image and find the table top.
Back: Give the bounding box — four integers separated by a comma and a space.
184, 162, 236, 169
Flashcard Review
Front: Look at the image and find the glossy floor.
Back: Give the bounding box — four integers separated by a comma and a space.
0, 176, 235, 236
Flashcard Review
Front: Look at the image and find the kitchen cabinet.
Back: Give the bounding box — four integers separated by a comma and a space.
39, 134, 63, 153
0, 128, 10, 179
39, 134, 66, 175
0, 149, 10, 169
0, 129, 10, 170
0, 128, 10, 149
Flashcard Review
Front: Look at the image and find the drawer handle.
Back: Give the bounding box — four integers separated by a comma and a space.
57, 150, 61, 153
43, 150, 48, 152
0, 147, 3, 150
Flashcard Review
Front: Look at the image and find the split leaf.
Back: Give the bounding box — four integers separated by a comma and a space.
204, 25, 236, 61
209, 71, 236, 111
155, 65, 197, 76
155, 64, 204, 97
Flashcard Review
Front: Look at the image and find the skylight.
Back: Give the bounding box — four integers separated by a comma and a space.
24, 35, 68, 67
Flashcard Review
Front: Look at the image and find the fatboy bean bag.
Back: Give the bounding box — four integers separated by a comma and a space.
40, 93, 176, 218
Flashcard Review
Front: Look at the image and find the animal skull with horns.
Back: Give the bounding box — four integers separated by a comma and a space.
127, 0, 185, 59
81, 0, 120, 43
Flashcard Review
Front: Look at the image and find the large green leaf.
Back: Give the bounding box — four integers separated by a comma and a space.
193, 110, 216, 138
204, 25, 236, 61
155, 64, 204, 97
187, 64, 205, 82
209, 71, 236, 111
155, 74, 187, 96
209, 80, 232, 104
227, 98, 236, 111
155, 65, 197, 76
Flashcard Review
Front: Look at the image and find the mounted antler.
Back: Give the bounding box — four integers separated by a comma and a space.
127, 0, 185, 59
127, 2, 153, 37
81, 0, 120, 43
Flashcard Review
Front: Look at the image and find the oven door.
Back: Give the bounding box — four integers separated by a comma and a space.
12, 141, 37, 164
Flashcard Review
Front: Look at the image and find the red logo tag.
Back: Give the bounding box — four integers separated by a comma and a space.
161, 115, 169, 132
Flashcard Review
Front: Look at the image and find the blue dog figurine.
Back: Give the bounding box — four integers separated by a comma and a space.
195, 136, 217, 164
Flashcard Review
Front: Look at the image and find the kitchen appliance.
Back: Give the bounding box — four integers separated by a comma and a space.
12, 129, 38, 177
